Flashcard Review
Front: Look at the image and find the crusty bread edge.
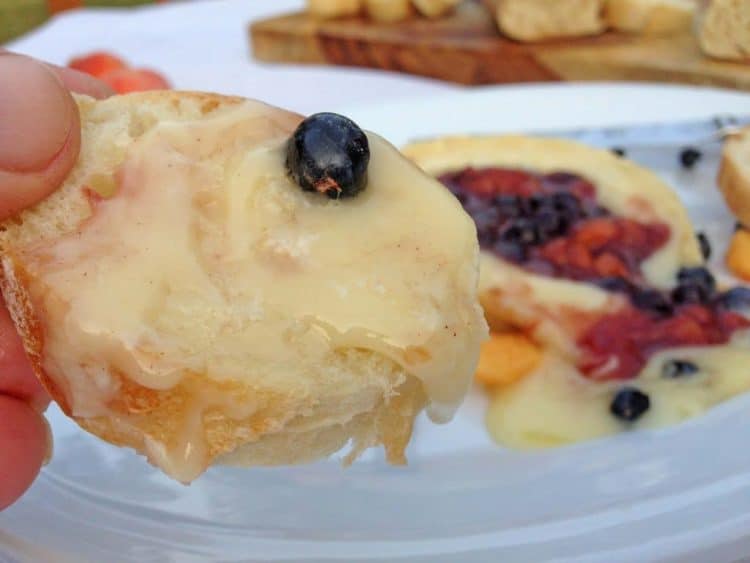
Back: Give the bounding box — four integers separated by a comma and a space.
718, 129, 750, 227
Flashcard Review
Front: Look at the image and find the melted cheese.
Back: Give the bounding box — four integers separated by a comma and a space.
487, 330, 750, 448
19, 102, 487, 474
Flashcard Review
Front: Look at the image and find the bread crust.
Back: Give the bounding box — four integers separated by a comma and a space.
606, 0, 696, 34
483, 0, 607, 42
0, 91, 451, 483
698, 0, 750, 61
718, 128, 750, 226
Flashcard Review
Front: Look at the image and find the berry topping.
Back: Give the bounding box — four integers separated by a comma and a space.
662, 359, 699, 378
578, 305, 748, 380
286, 113, 370, 199
716, 287, 750, 311
440, 167, 670, 286
672, 267, 716, 305
631, 289, 674, 316
697, 232, 712, 261
494, 195, 524, 219
610, 388, 650, 422
440, 165, 750, 383
679, 147, 702, 169
595, 276, 635, 294
677, 267, 716, 292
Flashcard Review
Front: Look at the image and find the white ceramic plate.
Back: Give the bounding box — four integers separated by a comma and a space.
2, 84, 750, 563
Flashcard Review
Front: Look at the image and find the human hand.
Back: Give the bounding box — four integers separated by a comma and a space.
0, 52, 112, 511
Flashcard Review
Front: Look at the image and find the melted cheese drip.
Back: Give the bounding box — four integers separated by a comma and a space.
20, 102, 486, 477
487, 330, 750, 447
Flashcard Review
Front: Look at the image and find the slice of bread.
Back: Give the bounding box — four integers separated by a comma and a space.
403, 135, 702, 356
483, 0, 607, 42
719, 127, 750, 226
606, 0, 696, 34
698, 0, 750, 61
0, 92, 486, 483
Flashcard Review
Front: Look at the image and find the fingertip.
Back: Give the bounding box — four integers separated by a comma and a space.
50, 66, 115, 100
0, 396, 48, 511
0, 54, 82, 220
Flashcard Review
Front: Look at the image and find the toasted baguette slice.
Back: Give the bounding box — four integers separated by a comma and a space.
606, 0, 696, 34
403, 135, 702, 356
0, 92, 486, 483
719, 127, 750, 226
483, 0, 607, 42
698, 0, 750, 61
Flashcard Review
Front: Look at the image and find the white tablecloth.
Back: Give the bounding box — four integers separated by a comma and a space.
7, 0, 462, 114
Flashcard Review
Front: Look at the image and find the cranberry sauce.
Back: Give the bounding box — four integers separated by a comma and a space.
440, 167, 750, 381
439, 168, 668, 283
579, 303, 749, 380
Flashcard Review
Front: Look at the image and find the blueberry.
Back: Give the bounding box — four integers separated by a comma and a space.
662, 359, 699, 378
474, 206, 501, 232
551, 192, 581, 214
632, 289, 674, 316
463, 193, 490, 216
677, 267, 716, 293
611, 147, 627, 158
697, 232, 712, 261
501, 219, 539, 246
595, 276, 634, 294
535, 209, 564, 239
286, 112, 369, 199
493, 195, 523, 218
671, 284, 711, 305
716, 287, 750, 311
493, 241, 528, 263
679, 147, 702, 169
673, 267, 716, 304
610, 388, 650, 422
522, 195, 545, 215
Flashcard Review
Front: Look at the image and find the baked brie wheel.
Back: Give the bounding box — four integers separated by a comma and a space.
405, 135, 750, 447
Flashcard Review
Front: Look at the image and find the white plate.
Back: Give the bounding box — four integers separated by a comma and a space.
2, 84, 750, 563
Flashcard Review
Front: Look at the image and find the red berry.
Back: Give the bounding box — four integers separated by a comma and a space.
68, 52, 127, 78
99, 68, 170, 94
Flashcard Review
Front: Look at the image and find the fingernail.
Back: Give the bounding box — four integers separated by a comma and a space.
0, 54, 75, 174
41, 415, 53, 466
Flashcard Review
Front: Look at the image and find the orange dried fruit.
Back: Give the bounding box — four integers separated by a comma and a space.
475, 332, 542, 387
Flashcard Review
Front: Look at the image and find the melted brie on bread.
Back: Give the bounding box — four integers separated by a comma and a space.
0, 92, 487, 482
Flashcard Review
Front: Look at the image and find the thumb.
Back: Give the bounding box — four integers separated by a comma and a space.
0, 54, 81, 220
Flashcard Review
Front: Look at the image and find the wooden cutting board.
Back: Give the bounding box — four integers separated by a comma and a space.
249, 2, 750, 90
